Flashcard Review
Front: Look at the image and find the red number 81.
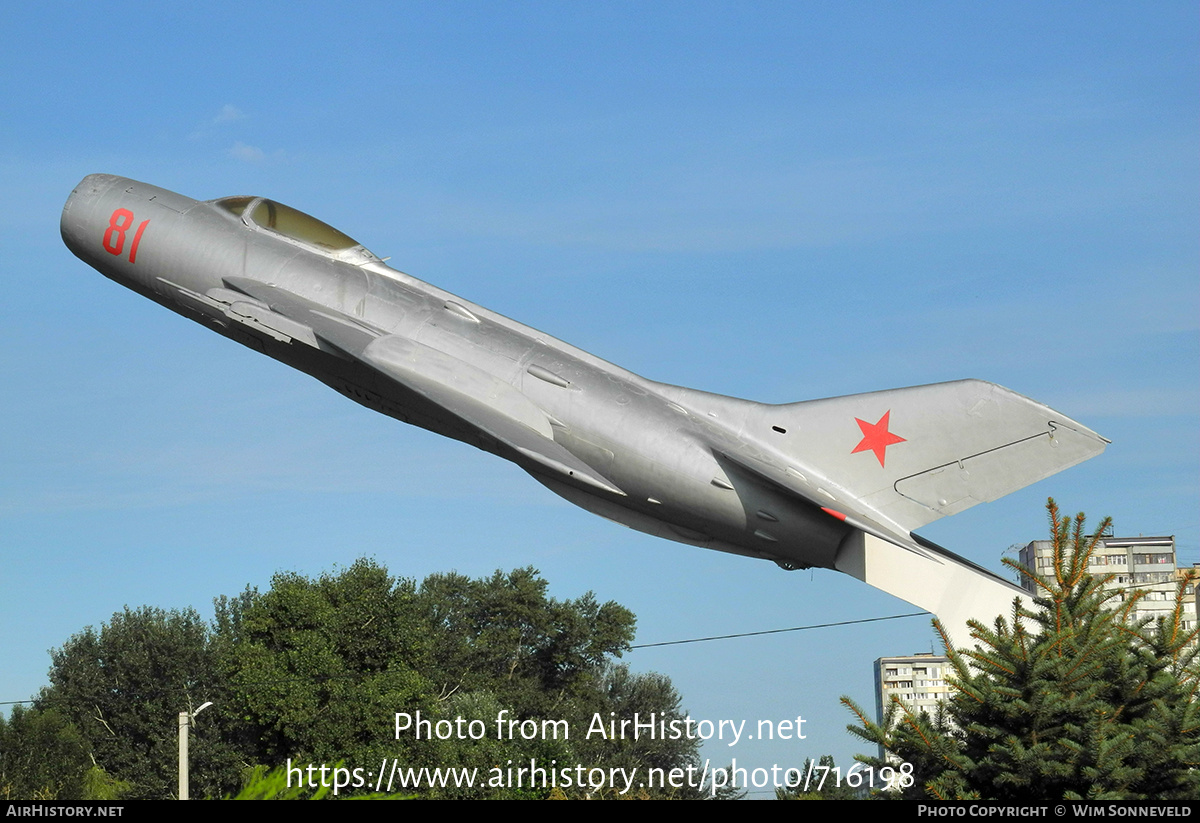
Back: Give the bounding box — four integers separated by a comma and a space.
103, 208, 150, 263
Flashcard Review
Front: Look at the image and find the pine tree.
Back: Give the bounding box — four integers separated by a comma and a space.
843, 498, 1199, 800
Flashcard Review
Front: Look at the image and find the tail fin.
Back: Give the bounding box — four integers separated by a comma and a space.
743, 379, 1108, 535
661, 379, 1102, 643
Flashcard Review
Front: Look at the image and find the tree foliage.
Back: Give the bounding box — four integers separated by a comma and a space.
213, 560, 430, 769
33, 605, 241, 799
0, 706, 92, 800
16, 560, 705, 799
416, 568, 635, 709
845, 499, 1200, 800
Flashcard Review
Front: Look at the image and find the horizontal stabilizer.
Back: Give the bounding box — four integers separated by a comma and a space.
717, 446, 930, 555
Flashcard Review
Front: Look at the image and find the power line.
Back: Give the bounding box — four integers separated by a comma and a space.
2, 612, 930, 706
630, 611, 929, 649
0, 610, 1003, 706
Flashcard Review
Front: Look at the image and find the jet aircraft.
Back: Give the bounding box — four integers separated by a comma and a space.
61, 174, 1108, 644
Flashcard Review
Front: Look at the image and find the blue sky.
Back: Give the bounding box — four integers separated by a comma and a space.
3, 2, 1197, 794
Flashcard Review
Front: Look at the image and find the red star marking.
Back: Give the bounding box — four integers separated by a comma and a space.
851, 410, 906, 467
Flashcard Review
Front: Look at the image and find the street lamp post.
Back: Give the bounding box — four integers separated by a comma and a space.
178, 701, 213, 800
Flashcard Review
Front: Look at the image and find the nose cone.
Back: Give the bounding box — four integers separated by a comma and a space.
62, 175, 203, 290
61, 174, 127, 264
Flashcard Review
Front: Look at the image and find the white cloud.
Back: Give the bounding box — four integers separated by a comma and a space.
229, 141, 266, 162
213, 104, 246, 123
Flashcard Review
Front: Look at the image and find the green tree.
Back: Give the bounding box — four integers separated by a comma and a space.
0, 706, 91, 799
844, 499, 1200, 800
36, 605, 239, 799
404, 568, 686, 797
213, 558, 431, 771
414, 567, 636, 712
577, 664, 698, 778
25, 560, 705, 799
215, 561, 678, 798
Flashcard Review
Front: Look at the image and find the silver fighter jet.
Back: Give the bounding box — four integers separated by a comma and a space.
61, 174, 1108, 643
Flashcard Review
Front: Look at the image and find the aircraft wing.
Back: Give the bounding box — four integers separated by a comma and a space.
222, 277, 625, 496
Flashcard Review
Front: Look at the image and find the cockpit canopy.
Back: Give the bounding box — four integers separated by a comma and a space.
213, 196, 378, 263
